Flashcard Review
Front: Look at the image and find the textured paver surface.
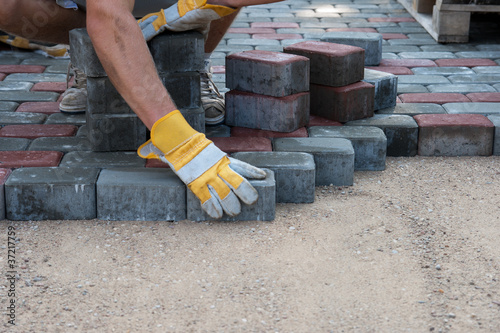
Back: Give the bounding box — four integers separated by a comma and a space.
1, 0, 500, 221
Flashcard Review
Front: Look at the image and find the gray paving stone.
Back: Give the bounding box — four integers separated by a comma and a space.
345, 114, 418, 156
420, 44, 479, 52
4, 73, 67, 82
387, 39, 437, 46
87, 77, 133, 115
406, 33, 434, 40
187, 169, 276, 221
377, 27, 426, 34
86, 113, 147, 152
0, 138, 31, 151
29, 137, 92, 152
77, 125, 88, 137
226, 50, 310, 97
0, 91, 59, 102
97, 168, 186, 221
0, 112, 47, 124
60, 151, 145, 168
495, 83, 500, 92
411, 67, 475, 75
382, 53, 399, 59
232, 152, 316, 203
45, 113, 87, 125
443, 103, 500, 116
0, 82, 34, 91
472, 66, 500, 74
397, 75, 450, 85
273, 137, 354, 186
160, 72, 202, 109
0, 57, 22, 65
45, 63, 71, 74
21, 58, 70, 66
456, 51, 500, 59
377, 103, 446, 116
487, 115, 500, 155
227, 39, 281, 46
398, 52, 456, 59
363, 68, 398, 110
180, 107, 205, 134
0, 102, 19, 112
308, 126, 386, 171
5, 167, 100, 220
397, 84, 429, 93
382, 46, 421, 53
348, 22, 398, 28
427, 84, 496, 94
69, 28, 105, 77
449, 74, 500, 84
0, 169, 10, 220
321, 31, 383, 65
205, 125, 231, 138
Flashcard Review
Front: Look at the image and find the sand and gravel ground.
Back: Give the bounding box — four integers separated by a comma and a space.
1, 156, 499, 332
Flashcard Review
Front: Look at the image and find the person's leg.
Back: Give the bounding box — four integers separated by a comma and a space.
0, 0, 86, 44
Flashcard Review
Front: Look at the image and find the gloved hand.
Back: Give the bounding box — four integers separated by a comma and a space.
138, 110, 266, 219
138, 0, 237, 41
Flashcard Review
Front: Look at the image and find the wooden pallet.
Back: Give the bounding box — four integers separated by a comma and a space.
399, 0, 500, 43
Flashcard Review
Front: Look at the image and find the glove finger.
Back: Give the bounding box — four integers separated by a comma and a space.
201, 187, 223, 219
228, 157, 266, 180
219, 167, 259, 206
208, 178, 241, 217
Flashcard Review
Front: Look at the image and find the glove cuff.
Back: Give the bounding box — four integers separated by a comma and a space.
150, 110, 199, 154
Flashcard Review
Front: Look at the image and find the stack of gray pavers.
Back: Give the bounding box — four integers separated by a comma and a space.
69, 28, 206, 151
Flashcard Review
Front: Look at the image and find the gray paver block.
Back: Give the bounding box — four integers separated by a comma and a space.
345, 114, 419, 157
0, 91, 59, 103
427, 84, 497, 94
60, 151, 145, 168
46, 113, 87, 125
86, 113, 147, 152
397, 75, 450, 85
180, 107, 205, 134
187, 169, 276, 221
0, 82, 34, 91
226, 50, 310, 97
308, 126, 386, 171
87, 77, 133, 115
0, 168, 11, 220
97, 168, 186, 221
5, 167, 100, 220
148, 31, 204, 74
0, 112, 47, 125
414, 114, 494, 156
283, 41, 365, 87
4, 73, 67, 83
160, 72, 201, 109
0, 102, 19, 112
449, 74, 500, 84
29, 137, 92, 152
411, 66, 474, 75
377, 103, 446, 116
69, 28, 105, 77
442, 103, 500, 116
225, 90, 309, 132
205, 125, 231, 138
397, 84, 429, 94
273, 137, 354, 186
321, 31, 383, 66
232, 152, 316, 203
487, 115, 500, 155
363, 68, 398, 110
0, 138, 31, 151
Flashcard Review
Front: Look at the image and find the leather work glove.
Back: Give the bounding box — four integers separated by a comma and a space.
138, 0, 237, 41
138, 110, 266, 219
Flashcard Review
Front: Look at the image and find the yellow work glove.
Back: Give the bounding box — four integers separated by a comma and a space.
138, 111, 266, 219
138, 0, 237, 41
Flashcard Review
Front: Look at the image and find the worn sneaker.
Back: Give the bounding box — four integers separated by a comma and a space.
201, 60, 225, 126
59, 64, 87, 114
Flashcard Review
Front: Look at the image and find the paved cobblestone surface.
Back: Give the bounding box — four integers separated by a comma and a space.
1, 0, 500, 221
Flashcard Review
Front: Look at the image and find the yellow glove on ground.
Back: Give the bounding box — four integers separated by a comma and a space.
138, 111, 266, 219
138, 0, 237, 41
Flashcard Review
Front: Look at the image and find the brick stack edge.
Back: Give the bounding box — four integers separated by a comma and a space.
284, 41, 375, 123
69, 29, 205, 152
225, 50, 310, 132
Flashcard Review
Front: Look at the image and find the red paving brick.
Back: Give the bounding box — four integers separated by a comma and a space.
368, 17, 416, 22
0, 151, 63, 168
414, 114, 494, 128
16, 102, 61, 114
399, 93, 471, 104
379, 59, 437, 68
230, 127, 308, 138
31, 82, 68, 93
435, 58, 498, 67
210, 137, 272, 154
466, 92, 500, 102
227, 27, 276, 34
0, 168, 11, 184
252, 33, 303, 40
145, 159, 170, 168
308, 115, 343, 127
0, 73, 5, 81
0, 124, 77, 139
366, 66, 413, 75
211, 66, 225, 74
250, 22, 299, 29
381, 33, 408, 40
326, 28, 377, 33
0, 65, 45, 74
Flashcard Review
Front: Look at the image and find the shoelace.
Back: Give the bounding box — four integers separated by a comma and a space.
200, 71, 223, 99
65, 63, 87, 90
